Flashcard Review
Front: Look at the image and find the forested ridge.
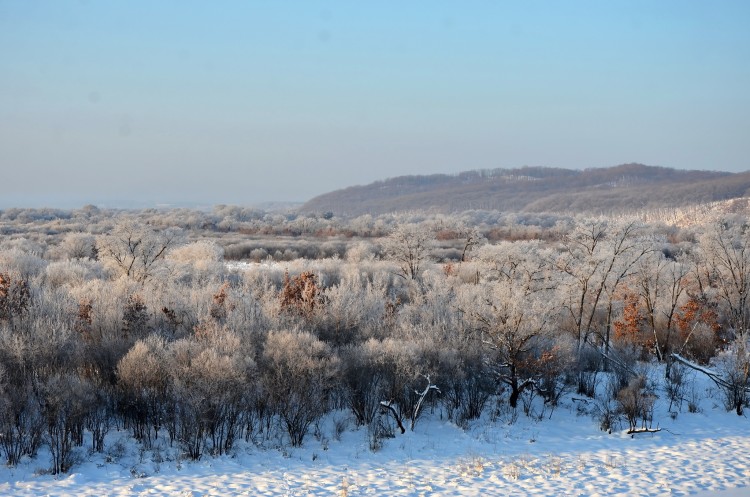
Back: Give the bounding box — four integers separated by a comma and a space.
301, 164, 750, 216
0, 205, 748, 474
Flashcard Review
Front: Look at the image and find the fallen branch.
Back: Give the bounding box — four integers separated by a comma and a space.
627, 427, 662, 435
597, 348, 638, 379
670, 353, 750, 393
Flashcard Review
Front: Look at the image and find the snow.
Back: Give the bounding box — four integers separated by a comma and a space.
1, 371, 748, 496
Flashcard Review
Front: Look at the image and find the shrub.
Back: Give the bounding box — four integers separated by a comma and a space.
262, 330, 339, 446
616, 376, 657, 432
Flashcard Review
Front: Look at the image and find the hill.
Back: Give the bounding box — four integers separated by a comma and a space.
300, 164, 750, 216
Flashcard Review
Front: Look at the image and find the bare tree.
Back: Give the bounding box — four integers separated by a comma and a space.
630, 251, 689, 365
457, 225, 486, 262
469, 241, 557, 409
699, 218, 750, 337
383, 223, 434, 280
555, 219, 651, 355
97, 222, 182, 283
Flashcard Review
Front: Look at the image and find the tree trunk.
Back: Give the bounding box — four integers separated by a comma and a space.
507, 368, 520, 409
509, 386, 520, 409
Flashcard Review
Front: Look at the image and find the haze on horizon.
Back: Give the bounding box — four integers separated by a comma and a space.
1, 1, 749, 209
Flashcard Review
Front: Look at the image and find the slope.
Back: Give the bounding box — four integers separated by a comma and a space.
301, 164, 750, 216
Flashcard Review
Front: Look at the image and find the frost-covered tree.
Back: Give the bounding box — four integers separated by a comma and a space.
554, 219, 651, 354
97, 222, 182, 283
628, 250, 689, 364
468, 241, 558, 409
699, 218, 750, 337
457, 225, 486, 262
0, 248, 47, 280
60, 233, 97, 260
383, 223, 434, 280
167, 240, 225, 286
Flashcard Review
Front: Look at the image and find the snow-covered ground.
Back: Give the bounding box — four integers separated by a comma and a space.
1, 374, 748, 497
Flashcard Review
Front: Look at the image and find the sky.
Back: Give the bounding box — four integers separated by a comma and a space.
1, 1, 749, 208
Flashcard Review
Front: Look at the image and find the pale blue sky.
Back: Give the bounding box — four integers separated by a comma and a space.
1, 1, 748, 208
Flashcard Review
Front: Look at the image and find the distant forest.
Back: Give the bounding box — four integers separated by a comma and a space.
301, 164, 750, 216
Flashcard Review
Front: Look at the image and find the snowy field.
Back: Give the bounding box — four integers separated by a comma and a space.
1, 372, 748, 497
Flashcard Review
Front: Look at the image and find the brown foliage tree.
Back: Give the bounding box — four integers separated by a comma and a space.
675, 295, 721, 363
0, 272, 30, 323
74, 299, 94, 342
613, 290, 648, 348
209, 282, 232, 323
280, 271, 319, 317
